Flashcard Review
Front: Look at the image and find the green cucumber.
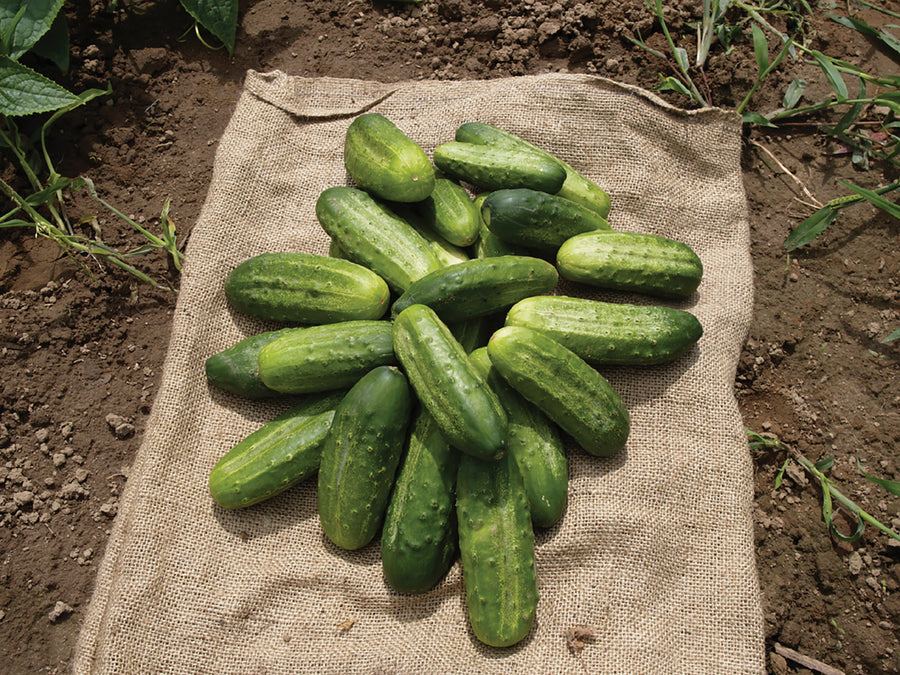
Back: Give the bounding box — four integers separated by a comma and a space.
433, 142, 566, 194
481, 188, 610, 253
391, 255, 558, 323
449, 315, 495, 354
415, 174, 481, 247
205, 328, 294, 399
455, 122, 611, 218
487, 326, 629, 457
388, 203, 471, 268
457, 452, 537, 648
343, 113, 435, 203
505, 295, 703, 366
316, 186, 442, 293
469, 348, 567, 528
556, 231, 704, 299
208, 391, 345, 509
257, 321, 396, 394
317, 366, 412, 550
392, 304, 508, 461
223, 252, 390, 324
381, 408, 460, 594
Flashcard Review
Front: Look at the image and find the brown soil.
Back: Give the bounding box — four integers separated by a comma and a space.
1, 1, 898, 673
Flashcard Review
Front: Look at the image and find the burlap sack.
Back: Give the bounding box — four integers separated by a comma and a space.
73, 71, 762, 674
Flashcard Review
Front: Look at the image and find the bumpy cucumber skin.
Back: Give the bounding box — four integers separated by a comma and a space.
388, 203, 470, 268
469, 348, 567, 528
482, 188, 611, 253
257, 321, 396, 394
223, 252, 390, 324
433, 142, 566, 194
205, 328, 294, 399
505, 295, 703, 366
343, 113, 435, 203
317, 366, 412, 550
449, 315, 496, 354
556, 231, 704, 299
316, 186, 442, 293
488, 326, 630, 457
391, 255, 558, 323
208, 392, 345, 509
381, 408, 460, 594
392, 304, 508, 461
456, 452, 538, 648
455, 122, 611, 219
416, 175, 481, 247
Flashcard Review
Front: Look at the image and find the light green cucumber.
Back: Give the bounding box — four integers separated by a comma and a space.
317, 366, 412, 550
392, 304, 508, 461
257, 321, 396, 394
505, 295, 703, 366
208, 391, 345, 509
433, 142, 566, 194
389, 203, 471, 268
381, 408, 460, 594
415, 174, 481, 247
487, 326, 630, 457
457, 452, 538, 648
343, 112, 435, 202
556, 230, 704, 299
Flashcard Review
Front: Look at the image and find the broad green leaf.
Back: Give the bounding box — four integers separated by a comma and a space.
0, 54, 77, 115
751, 23, 769, 75
654, 75, 693, 98
179, 0, 237, 57
882, 328, 900, 343
857, 459, 900, 496
741, 111, 777, 127
674, 46, 689, 72
785, 206, 837, 251
0, 0, 65, 60
811, 50, 848, 101
24, 174, 75, 206
840, 180, 900, 220
782, 77, 806, 109
31, 7, 67, 73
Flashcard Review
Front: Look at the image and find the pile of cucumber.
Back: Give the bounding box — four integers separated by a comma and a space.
205, 115, 704, 648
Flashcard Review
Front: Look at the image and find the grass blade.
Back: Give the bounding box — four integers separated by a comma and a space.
782, 77, 807, 109
751, 23, 769, 75
828, 13, 900, 61
811, 50, 848, 101
883, 328, 900, 343
784, 206, 837, 251
857, 459, 900, 496
839, 180, 900, 219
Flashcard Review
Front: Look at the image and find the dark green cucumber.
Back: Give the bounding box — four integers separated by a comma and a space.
257, 321, 396, 394
473, 220, 526, 259
457, 452, 537, 648
433, 142, 566, 194
469, 348, 567, 528
455, 122, 611, 218
449, 315, 495, 354
556, 230, 704, 299
381, 408, 460, 594
343, 112, 435, 203
205, 328, 294, 399
487, 326, 630, 457
391, 255, 558, 323
223, 252, 391, 324
317, 366, 412, 550
316, 186, 442, 292
388, 203, 470, 268
505, 295, 703, 366
208, 391, 345, 509
392, 304, 508, 461
482, 188, 610, 253
415, 174, 481, 247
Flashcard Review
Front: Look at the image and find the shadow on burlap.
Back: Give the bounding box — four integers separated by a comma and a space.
73, 71, 763, 674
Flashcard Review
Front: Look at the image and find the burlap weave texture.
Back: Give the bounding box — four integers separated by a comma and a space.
73, 71, 763, 674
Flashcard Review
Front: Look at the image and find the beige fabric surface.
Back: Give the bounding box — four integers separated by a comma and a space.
73, 71, 763, 674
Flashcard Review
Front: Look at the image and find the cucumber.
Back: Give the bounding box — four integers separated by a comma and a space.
392, 304, 508, 461
317, 366, 412, 550
433, 142, 566, 194
449, 315, 495, 354
257, 321, 396, 394
223, 252, 391, 324
556, 230, 704, 299
473, 220, 526, 259
343, 112, 435, 203
388, 203, 471, 268
415, 174, 481, 247
456, 452, 537, 648
505, 295, 703, 366
316, 186, 442, 293
391, 255, 558, 323
381, 408, 460, 594
208, 391, 345, 509
455, 122, 611, 218
481, 188, 610, 253
487, 326, 630, 457
205, 328, 294, 399
469, 348, 568, 528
